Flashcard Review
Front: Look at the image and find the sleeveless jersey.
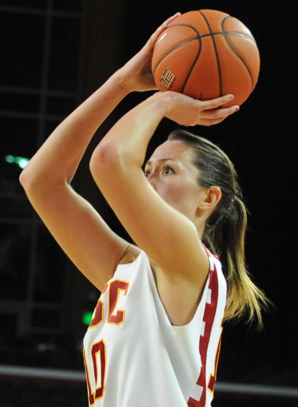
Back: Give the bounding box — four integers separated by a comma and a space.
83, 249, 227, 407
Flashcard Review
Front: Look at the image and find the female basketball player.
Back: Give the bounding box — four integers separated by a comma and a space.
20, 13, 268, 407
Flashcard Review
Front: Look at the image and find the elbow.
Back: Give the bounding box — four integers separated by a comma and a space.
19, 166, 40, 197
89, 144, 104, 179
90, 140, 120, 181
19, 166, 31, 192
19, 164, 49, 196
90, 142, 109, 169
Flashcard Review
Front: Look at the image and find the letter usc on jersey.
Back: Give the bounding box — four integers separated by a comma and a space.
83, 249, 226, 407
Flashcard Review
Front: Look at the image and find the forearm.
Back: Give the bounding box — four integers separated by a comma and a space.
20, 70, 131, 190
91, 91, 175, 173
90, 89, 238, 196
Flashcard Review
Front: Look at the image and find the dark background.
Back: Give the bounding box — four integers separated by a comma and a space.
0, 0, 297, 393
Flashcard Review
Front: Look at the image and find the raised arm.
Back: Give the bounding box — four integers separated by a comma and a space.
19, 15, 181, 291
90, 91, 238, 323
19, 73, 132, 291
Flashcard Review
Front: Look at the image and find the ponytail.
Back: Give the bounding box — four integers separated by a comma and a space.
168, 129, 270, 326
205, 195, 268, 325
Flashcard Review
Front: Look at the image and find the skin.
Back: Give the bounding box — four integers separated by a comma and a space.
145, 140, 213, 232
20, 13, 238, 326
143, 140, 223, 323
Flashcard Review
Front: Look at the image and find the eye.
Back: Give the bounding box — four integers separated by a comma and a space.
144, 169, 151, 178
162, 166, 174, 175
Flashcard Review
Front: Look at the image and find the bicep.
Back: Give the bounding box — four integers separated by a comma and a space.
24, 183, 129, 291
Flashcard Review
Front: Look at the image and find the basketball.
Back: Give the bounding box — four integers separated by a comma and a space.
152, 10, 260, 107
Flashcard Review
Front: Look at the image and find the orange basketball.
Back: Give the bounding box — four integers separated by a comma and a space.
152, 10, 260, 107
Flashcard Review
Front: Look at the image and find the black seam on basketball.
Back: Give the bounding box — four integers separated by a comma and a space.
180, 38, 202, 94
221, 16, 255, 90
153, 13, 258, 95
168, 17, 255, 43
153, 37, 199, 75
201, 31, 255, 42
165, 23, 200, 36
199, 10, 223, 97
158, 24, 255, 41
153, 23, 202, 74
178, 9, 204, 93
153, 25, 254, 77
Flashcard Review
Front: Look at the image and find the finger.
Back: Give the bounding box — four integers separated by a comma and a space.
200, 94, 236, 110
162, 12, 181, 27
148, 13, 181, 47
201, 105, 240, 120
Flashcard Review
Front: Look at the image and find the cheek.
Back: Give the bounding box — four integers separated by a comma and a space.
155, 180, 178, 201
158, 180, 197, 212
155, 177, 201, 215
179, 182, 202, 212
156, 183, 174, 200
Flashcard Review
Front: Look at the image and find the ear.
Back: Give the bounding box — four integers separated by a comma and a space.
198, 186, 222, 211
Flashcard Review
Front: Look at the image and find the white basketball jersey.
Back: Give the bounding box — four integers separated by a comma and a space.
83, 249, 226, 407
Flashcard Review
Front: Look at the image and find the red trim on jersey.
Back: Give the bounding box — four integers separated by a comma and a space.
187, 251, 219, 407
208, 374, 216, 393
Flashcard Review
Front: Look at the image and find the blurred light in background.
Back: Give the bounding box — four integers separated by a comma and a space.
5, 155, 29, 169
82, 311, 93, 326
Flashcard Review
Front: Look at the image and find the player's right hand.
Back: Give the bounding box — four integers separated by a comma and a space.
118, 13, 181, 93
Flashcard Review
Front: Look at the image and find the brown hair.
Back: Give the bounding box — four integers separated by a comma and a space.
168, 129, 270, 326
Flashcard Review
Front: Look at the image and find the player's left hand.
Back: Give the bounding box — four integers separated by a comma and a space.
119, 13, 181, 93
164, 92, 240, 126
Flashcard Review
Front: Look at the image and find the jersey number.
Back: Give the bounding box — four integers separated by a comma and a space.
84, 341, 106, 405
83, 280, 130, 405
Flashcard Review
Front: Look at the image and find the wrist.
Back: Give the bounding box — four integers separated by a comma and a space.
109, 69, 133, 97
149, 91, 177, 117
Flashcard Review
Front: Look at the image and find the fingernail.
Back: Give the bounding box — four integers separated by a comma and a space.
229, 95, 234, 100
235, 106, 240, 112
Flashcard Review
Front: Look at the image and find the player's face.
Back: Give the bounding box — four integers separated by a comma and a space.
144, 140, 206, 223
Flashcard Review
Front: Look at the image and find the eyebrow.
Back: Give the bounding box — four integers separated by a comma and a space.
145, 158, 176, 167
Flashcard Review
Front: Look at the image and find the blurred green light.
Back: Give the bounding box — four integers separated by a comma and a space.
18, 158, 29, 169
5, 155, 14, 163
5, 155, 29, 169
82, 311, 93, 325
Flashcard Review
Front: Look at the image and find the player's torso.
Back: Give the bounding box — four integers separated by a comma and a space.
83, 251, 226, 407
